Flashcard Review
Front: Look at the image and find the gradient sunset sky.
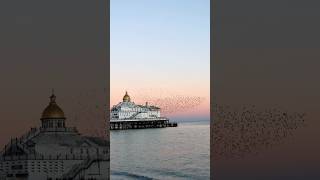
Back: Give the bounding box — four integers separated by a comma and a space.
110, 0, 210, 119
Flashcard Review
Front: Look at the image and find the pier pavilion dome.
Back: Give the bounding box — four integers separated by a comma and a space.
41, 93, 65, 119
123, 91, 131, 102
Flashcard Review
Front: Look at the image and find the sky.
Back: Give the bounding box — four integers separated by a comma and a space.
110, 0, 210, 119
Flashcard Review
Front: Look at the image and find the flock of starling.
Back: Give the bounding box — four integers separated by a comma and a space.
134, 89, 206, 115
144, 95, 205, 114
212, 104, 306, 160
57, 89, 307, 160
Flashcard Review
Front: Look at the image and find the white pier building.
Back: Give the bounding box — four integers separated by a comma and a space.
110, 91, 166, 121
110, 92, 174, 130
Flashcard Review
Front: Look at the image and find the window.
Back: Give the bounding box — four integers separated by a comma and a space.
57, 121, 62, 127
11, 165, 23, 170
49, 121, 53, 127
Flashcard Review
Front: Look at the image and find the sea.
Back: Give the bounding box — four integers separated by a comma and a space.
110, 120, 210, 180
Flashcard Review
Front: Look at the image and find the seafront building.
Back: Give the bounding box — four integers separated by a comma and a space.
0, 93, 109, 180
110, 92, 176, 130
111, 91, 161, 120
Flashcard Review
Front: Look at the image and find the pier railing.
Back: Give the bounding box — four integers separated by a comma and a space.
1, 127, 79, 155
62, 157, 104, 179
110, 117, 169, 122
0, 153, 109, 161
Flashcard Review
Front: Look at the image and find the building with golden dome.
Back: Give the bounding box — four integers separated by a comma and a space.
110, 92, 174, 130
111, 91, 161, 120
0, 92, 109, 180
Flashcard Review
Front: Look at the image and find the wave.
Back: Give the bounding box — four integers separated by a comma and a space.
147, 168, 208, 180
111, 170, 157, 180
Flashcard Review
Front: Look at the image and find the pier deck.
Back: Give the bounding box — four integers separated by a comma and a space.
110, 118, 177, 130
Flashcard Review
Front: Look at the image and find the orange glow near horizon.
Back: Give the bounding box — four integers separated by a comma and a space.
110, 87, 210, 119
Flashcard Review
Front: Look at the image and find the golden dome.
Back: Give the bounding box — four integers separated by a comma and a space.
123, 91, 131, 102
41, 93, 65, 119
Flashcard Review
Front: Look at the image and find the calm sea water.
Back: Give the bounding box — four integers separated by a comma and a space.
110, 121, 210, 180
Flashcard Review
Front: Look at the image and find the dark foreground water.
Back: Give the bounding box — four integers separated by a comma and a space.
110, 121, 210, 180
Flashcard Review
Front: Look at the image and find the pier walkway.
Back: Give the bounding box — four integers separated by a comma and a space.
110, 118, 177, 130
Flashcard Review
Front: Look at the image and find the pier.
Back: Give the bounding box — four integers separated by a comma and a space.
110, 92, 178, 130
110, 118, 177, 130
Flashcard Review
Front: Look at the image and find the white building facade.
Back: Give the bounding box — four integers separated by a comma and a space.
111, 92, 162, 120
